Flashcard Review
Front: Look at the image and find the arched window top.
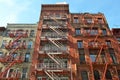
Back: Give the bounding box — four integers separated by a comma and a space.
105, 70, 112, 79
94, 70, 100, 80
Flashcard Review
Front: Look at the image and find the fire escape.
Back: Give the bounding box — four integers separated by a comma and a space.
83, 17, 118, 80
0, 30, 28, 80
36, 14, 71, 80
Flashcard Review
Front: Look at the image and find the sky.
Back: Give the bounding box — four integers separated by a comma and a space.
0, 0, 120, 29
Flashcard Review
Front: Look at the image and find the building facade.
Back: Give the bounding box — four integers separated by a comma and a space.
30, 4, 120, 80
0, 3, 120, 80
112, 28, 120, 46
0, 24, 37, 80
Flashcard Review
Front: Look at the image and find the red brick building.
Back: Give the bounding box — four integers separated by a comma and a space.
30, 4, 120, 80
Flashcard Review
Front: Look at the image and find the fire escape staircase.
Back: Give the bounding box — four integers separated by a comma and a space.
43, 15, 68, 80
0, 32, 27, 79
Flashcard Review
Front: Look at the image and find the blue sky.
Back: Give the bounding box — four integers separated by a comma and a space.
0, 0, 120, 29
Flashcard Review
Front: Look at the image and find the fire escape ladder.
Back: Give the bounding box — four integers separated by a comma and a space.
44, 70, 60, 80
89, 57, 94, 80
48, 38, 60, 48
102, 63, 108, 80
0, 60, 18, 78
95, 45, 104, 62
47, 54, 63, 66
48, 38, 64, 49
49, 26, 64, 36
50, 16, 63, 26
6, 34, 23, 48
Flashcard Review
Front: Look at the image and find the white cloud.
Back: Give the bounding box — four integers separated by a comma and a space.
0, 0, 32, 27
56, 2, 67, 4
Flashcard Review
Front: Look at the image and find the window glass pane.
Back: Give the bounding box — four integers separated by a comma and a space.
30, 30, 34, 37
117, 70, 120, 79
90, 54, 96, 62
106, 40, 111, 47
77, 41, 83, 48
94, 70, 100, 80
81, 71, 88, 80
1, 40, 7, 48
109, 49, 117, 64
25, 53, 30, 62
102, 29, 107, 35
22, 68, 27, 78
28, 40, 33, 48
75, 29, 81, 35
90, 29, 98, 35
98, 18, 103, 23
74, 17, 79, 23
80, 54, 85, 63
105, 70, 112, 79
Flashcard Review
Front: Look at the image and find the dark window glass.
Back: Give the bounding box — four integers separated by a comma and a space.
77, 41, 83, 48
81, 71, 89, 80
105, 70, 112, 79
75, 28, 81, 35
30, 30, 34, 37
117, 70, 120, 79
102, 29, 107, 36
22, 68, 27, 78
90, 29, 98, 35
28, 40, 33, 49
80, 54, 85, 64
79, 49, 84, 54
90, 54, 96, 62
106, 40, 112, 47
98, 18, 103, 23
24, 53, 30, 62
0, 52, 3, 57
73, 17, 79, 23
94, 70, 100, 80
109, 49, 117, 64
1, 40, 6, 48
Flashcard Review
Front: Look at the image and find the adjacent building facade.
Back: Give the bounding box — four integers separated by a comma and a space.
0, 24, 37, 80
0, 3, 120, 80
112, 28, 120, 46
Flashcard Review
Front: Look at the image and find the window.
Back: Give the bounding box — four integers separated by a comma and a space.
28, 40, 33, 49
0, 52, 3, 57
84, 18, 93, 24
106, 40, 112, 47
102, 29, 107, 36
94, 70, 100, 80
79, 54, 85, 64
98, 18, 103, 23
90, 29, 98, 35
8, 69, 14, 77
30, 30, 34, 37
37, 77, 42, 80
73, 17, 79, 23
90, 54, 97, 62
5, 30, 10, 36
109, 49, 117, 64
81, 71, 89, 80
77, 41, 83, 48
22, 68, 27, 79
105, 70, 112, 79
24, 53, 30, 62
75, 28, 81, 35
89, 50, 98, 62
79, 49, 84, 54
117, 70, 120, 79
12, 53, 17, 61
1, 40, 7, 48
